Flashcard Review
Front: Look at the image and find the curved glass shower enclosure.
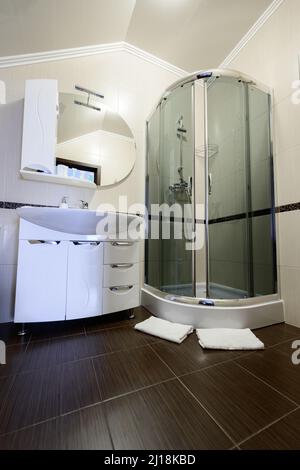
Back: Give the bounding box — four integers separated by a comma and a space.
143, 70, 282, 328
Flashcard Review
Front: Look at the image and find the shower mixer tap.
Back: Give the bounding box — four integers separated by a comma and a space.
168, 115, 192, 201
176, 115, 187, 136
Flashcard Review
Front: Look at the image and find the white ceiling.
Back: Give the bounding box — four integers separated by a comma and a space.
0, 0, 273, 71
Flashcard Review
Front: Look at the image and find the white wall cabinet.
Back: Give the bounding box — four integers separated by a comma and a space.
21, 79, 58, 174
14, 240, 68, 322
66, 242, 103, 320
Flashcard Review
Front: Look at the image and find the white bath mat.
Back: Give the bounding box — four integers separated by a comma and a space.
135, 316, 193, 344
196, 328, 264, 350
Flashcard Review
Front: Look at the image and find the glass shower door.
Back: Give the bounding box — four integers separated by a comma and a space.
248, 85, 276, 295
145, 83, 195, 296
206, 77, 250, 298
159, 83, 195, 296
205, 77, 276, 299
145, 105, 161, 289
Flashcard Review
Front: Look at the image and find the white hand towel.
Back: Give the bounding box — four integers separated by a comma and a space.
135, 316, 193, 344
196, 328, 264, 350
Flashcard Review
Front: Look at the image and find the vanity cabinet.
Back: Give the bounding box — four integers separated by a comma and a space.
14, 240, 68, 322
14, 219, 141, 323
66, 241, 103, 320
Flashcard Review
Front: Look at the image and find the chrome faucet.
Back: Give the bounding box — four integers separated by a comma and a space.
60, 196, 69, 208
79, 200, 89, 210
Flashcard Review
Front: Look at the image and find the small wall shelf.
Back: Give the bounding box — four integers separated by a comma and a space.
20, 170, 97, 189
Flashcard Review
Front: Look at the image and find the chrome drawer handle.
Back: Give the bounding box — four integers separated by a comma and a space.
73, 241, 100, 245
109, 285, 133, 292
28, 240, 60, 245
111, 241, 133, 247
111, 263, 133, 269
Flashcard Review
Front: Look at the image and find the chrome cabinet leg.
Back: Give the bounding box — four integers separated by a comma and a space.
17, 323, 27, 336
128, 308, 135, 319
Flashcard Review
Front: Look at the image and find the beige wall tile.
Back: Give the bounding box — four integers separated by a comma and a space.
278, 211, 300, 268
229, 0, 300, 324
276, 144, 300, 205
280, 265, 300, 327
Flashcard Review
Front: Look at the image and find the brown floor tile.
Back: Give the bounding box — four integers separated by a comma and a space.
241, 409, 300, 449
0, 418, 60, 450
59, 404, 113, 449
235, 346, 300, 404
0, 323, 30, 346
84, 306, 150, 333
0, 366, 61, 434
253, 323, 300, 348
0, 376, 13, 405
105, 379, 232, 450
2, 317, 298, 450
0, 343, 27, 378
29, 319, 85, 341
91, 326, 149, 353
274, 338, 300, 355
151, 334, 240, 376
181, 361, 295, 442
0, 359, 101, 435
0, 404, 112, 450
21, 334, 88, 372
93, 345, 174, 400
84, 311, 130, 333
60, 359, 101, 414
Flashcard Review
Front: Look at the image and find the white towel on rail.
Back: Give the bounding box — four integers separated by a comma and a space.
135, 316, 193, 344
196, 328, 264, 350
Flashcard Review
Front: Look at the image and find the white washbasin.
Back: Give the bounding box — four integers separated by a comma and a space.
17, 206, 142, 236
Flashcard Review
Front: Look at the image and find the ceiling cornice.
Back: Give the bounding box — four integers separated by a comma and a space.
123, 43, 186, 77
0, 40, 187, 77
219, 0, 285, 68
0, 42, 124, 69
0, 0, 285, 76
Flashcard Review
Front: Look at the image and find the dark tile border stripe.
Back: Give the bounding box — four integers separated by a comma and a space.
0, 202, 143, 218
276, 202, 300, 213
148, 214, 205, 224
1, 200, 300, 219
147, 202, 300, 226
0, 202, 57, 210
209, 208, 273, 225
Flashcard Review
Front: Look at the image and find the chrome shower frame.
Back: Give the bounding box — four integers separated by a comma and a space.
143, 69, 284, 329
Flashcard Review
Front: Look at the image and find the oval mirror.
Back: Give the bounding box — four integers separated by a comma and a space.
56, 93, 136, 187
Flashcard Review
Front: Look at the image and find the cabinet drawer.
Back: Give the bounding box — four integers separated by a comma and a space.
104, 241, 139, 264
103, 284, 140, 314
103, 263, 139, 288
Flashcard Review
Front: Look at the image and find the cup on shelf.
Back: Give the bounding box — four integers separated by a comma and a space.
56, 164, 68, 177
